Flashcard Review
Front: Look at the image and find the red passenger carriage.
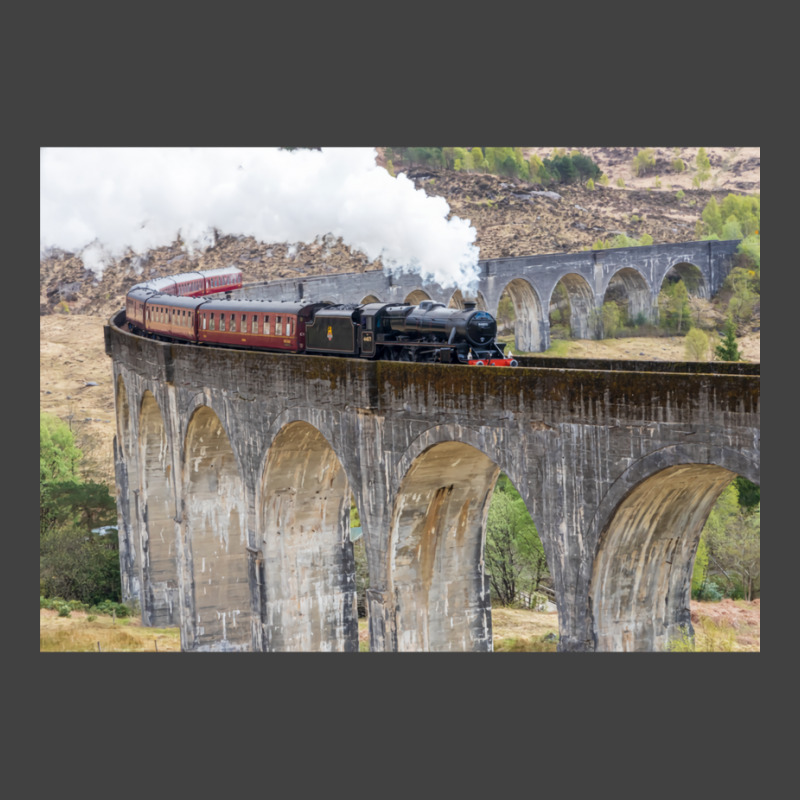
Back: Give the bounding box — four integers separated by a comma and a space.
144, 294, 205, 342
201, 267, 243, 295
197, 299, 329, 352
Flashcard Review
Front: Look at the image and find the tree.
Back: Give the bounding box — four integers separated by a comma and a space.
484, 475, 548, 606
737, 234, 760, 270
715, 314, 741, 361
701, 196, 723, 237
40, 525, 122, 604
721, 194, 760, 236
632, 148, 656, 177
601, 301, 622, 338
695, 147, 711, 184
684, 327, 711, 360
702, 482, 760, 600
40, 413, 81, 483
723, 267, 757, 324
659, 279, 690, 332
40, 413, 120, 604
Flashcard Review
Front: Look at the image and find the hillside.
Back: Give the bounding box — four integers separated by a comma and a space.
39, 146, 760, 484
39, 147, 760, 319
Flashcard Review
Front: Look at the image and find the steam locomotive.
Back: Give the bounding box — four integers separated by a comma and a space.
125, 267, 516, 366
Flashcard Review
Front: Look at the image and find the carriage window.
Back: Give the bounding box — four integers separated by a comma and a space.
252, 315, 258, 334
220, 314, 226, 332
202, 314, 207, 330
263, 315, 270, 334
242, 314, 248, 332
230, 314, 236, 332
287, 318, 293, 336
276, 316, 282, 335
210, 313, 215, 331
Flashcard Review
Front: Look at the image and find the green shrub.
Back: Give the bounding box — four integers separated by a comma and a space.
90, 600, 132, 618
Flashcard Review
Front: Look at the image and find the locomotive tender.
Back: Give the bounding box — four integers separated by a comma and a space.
124, 267, 516, 366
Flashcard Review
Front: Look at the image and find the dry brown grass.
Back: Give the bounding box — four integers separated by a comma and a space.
43, 601, 758, 652
490, 607, 560, 652
40, 609, 181, 652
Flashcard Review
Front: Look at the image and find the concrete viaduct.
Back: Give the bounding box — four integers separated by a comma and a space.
104, 239, 759, 652
240, 239, 741, 353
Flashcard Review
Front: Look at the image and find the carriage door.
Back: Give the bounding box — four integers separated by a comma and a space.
360, 313, 376, 357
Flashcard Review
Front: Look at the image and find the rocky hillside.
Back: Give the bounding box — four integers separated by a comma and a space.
40, 147, 760, 320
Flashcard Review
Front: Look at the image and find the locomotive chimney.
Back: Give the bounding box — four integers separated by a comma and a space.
463, 296, 477, 311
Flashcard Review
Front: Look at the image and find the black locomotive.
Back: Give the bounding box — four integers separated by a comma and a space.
307, 299, 515, 364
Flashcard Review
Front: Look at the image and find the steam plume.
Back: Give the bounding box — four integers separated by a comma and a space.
40, 147, 481, 290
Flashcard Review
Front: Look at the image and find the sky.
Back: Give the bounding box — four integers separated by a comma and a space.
40, 147, 482, 291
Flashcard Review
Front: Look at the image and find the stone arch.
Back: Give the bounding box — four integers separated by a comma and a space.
259, 421, 358, 651
447, 289, 488, 310
589, 445, 759, 652
404, 288, 432, 305
661, 261, 708, 298
389, 439, 500, 651
360, 293, 381, 304
138, 391, 180, 627
496, 278, 544, 353
602, 267, 652, 327
183, 404, 251, 650
548, 273, 596, 340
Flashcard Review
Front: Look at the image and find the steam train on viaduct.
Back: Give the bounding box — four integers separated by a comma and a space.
124, 266, 517, 366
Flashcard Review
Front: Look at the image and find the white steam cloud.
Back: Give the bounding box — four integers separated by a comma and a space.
40, 147, 481, 291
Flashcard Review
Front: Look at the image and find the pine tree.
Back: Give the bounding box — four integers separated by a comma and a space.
715, 315, 741, 361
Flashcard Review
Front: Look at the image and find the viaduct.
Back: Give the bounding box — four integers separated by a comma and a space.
240, 238, 742, 352
104, 239, 760, 652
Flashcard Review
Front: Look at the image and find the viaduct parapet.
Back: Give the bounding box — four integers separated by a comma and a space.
105, 308, 759, 652
239, 239, 741, 352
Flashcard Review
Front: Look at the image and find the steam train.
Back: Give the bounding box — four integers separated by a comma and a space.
125, 267, 516, 366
